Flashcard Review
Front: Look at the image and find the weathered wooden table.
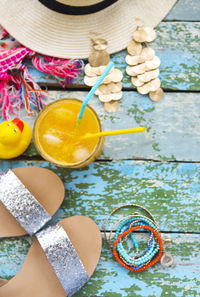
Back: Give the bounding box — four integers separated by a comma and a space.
0, 1, 200, 296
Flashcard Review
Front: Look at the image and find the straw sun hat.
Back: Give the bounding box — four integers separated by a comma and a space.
0, 0, 176, 59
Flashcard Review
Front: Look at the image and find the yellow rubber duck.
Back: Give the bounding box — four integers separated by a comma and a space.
0, 118, 32, 159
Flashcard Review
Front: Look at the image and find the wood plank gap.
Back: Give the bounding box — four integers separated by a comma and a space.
44, 86, 200, 92
41, 84, 88, 91
105, 158, 200, 164
1, 160, 199, 233
94, 158, 200, 164
163, 19, 200, 23
119, 89, 200, 93
14, 156, 200, 163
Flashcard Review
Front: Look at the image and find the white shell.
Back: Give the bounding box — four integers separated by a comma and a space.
131, 76, 144, 87
127, 40, 142, 56
149, 87, 164, 101
140, 47, 155, 61
95, 82, 122, 95
137, 83, 151, 95
111, 91, 123, 100
107, 82, 123, 93
138, 69, 159, 83
84, 63, 96, 77
143, 27, 157, 42
130, 63, 147, 75
99, 91, 123, 102
125, 54, 144, 66
85, 63, 114, 79
149, 78, 161, 91
133, 29, 147, 43
98, 94, 112, 102
145, 56, 160, 70
84, 75, 98, 86
102, 75, 112, 84
93, 65, 105, 75
94, 65, 114, 75
97, 84, 110, 95
104, 101, 119, 113
95, 88, 101, 95
126, 66, 138, 76
109, 69, 123, 83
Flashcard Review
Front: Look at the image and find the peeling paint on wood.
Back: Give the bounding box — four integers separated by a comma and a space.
29, 22, 200, 91
0, 5, 199, 296
0, 234, 200, 297
0, 160, 199, 233
165, 0, 200, 21
16, 91, 200, 162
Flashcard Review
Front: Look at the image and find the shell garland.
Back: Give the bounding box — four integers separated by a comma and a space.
126, 27, 164, 102
84, 38, 123, 113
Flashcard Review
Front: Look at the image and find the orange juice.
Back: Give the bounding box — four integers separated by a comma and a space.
33, 99, 104, 168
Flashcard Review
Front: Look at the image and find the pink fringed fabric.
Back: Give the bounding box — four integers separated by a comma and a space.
32, 55, 83, 87
0, 74, 22, 120
0, 26, 83, 119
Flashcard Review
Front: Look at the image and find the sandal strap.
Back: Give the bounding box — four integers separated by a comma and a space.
36, 223, 89, 297
0, 169, 51, 235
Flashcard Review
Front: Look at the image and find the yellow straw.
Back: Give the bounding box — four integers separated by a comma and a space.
82, 127, 146, 140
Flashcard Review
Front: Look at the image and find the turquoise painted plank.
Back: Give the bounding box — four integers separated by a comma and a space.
0, 236, 32, 280
165, 0, 200, 21
0, 234, 200, 297
0, 160, 200, 233
29, 22, 200, 91
21, 91, 200, 162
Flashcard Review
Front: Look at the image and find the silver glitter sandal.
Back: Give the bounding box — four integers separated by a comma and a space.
0, 166, 65, 237
0, 216, 102, 297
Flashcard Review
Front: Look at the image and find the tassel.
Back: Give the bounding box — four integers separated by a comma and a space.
0, 47, 47, 119
0, 47, 34, 79
0, 27, 84, 119
20, 65, 47, 115
32, 55, 84, 87
0, 81, 10, 120
0, 74, 22, 120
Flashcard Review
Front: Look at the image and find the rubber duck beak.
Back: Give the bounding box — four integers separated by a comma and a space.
12, 118, 24, 132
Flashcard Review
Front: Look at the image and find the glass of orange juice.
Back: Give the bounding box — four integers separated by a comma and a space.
33, 99, 104, 168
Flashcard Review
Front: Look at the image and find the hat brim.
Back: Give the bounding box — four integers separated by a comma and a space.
0, 0, 177, 59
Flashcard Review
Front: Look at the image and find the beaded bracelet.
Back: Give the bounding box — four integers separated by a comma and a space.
113, 225, 163, 271
105, 204, 173, 271
115, 217, 158, 267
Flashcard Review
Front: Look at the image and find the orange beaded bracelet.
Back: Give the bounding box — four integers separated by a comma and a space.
112, 225, 164, 272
